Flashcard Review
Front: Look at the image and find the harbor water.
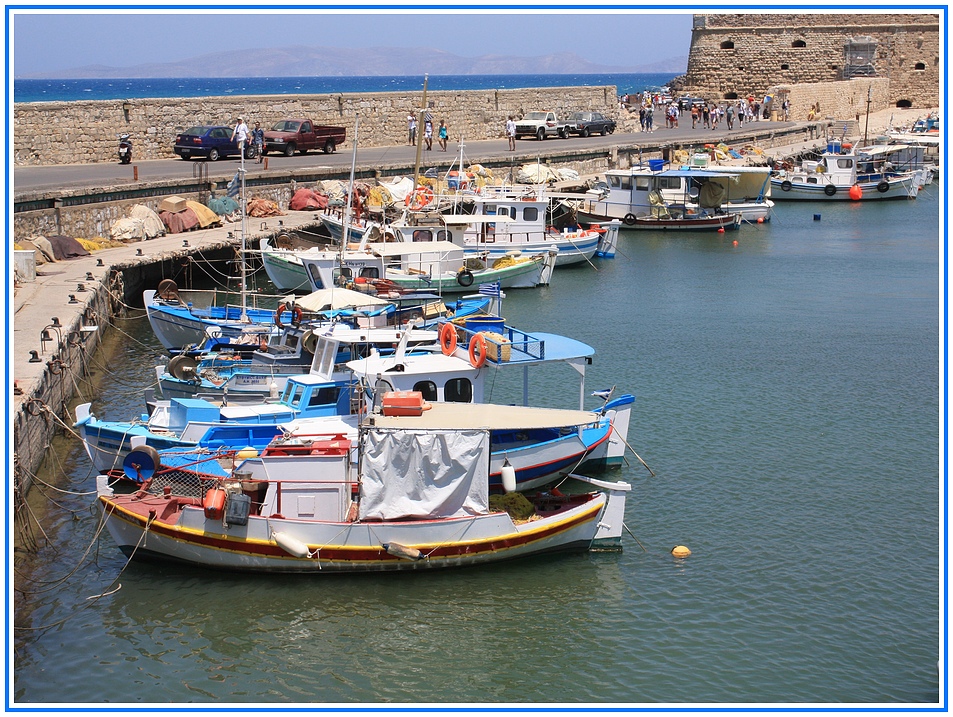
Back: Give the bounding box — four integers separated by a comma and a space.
13, 190, 941, 706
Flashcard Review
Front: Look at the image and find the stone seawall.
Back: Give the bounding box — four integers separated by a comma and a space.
13, 86, 619, 166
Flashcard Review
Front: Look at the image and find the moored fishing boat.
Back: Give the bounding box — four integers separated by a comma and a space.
770, 138, 921, 200
95, 419, 632, 573
578, 165, 748, 231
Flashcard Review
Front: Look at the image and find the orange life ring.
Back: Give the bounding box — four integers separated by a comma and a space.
404, 186, 434, 211
439, 323, 457, 356
275, 303, 303, 329
469, 333, 487, 368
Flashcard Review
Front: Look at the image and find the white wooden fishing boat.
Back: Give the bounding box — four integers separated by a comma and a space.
579, 165, 747, 231
770, 138, 921, 200
95, 420, 632, 573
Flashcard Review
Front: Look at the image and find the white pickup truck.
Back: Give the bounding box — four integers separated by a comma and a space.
514, 111, 570, 141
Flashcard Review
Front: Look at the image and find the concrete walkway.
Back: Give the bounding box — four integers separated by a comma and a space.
13, 209, 322, 408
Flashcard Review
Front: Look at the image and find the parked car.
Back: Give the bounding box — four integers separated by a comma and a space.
564, 111, 616, 137
173, 126, 252, 161
677, 96, 707, 111
513, 111, 570, 140
262, 119, 347, 156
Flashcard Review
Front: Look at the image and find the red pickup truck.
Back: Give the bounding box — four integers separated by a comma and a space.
263, 119, 347, 156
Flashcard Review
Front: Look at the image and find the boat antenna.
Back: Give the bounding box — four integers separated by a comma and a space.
863, 84, 872, 147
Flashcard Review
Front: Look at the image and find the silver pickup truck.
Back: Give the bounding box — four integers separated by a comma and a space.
514, 111, 570, 141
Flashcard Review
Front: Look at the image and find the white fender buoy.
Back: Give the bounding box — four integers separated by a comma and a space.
671, 545, 692, 558
383, 542, 424, 561
274, 531, 313, 559
501, 458, 517, 493
269, 380, 279, 399
236, 446, 258, 460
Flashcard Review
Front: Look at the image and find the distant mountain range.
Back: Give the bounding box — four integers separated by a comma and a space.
18, 45, 687, 79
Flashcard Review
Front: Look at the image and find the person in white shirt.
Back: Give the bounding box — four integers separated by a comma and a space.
506, 116, 516, 150
231, 117, 249, 152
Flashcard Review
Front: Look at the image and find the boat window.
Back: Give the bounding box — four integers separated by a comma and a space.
837, 158, 853, 169
522, 207, 539, 222
306, 264, 325, 290
608, 176, 621, 188
443, 378, 473, 403
375, 380, 395, 404
359, 267, 380, 279
436, 230, 451, 241
308, 386, 340, 408
807, 177, 818, 184
332, 268, 352, 286
289, 383, 306, 407
412, 230, 434, 242
413, 381, 438, 402
658, 177, 682, 190
635, 177, 650, 190
620, 177, 632, 190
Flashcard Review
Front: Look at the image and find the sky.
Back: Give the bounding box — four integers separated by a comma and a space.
11, 9, 694, 75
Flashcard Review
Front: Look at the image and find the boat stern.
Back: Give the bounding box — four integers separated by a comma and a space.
570, 475, 631, 550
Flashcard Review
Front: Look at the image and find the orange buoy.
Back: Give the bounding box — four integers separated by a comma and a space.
756, 217, 764, 224
717, 227, 725, 234
849, 184, 863, 201
671, 545, 692, 558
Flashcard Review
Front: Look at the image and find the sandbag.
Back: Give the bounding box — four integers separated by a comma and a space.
247, 198, 284, 218
19, 238, 51, 264
129, 204, 166, 238
110, 217, 146, 241
160, 208, 200, 234
46, 235, 91, 260
289, 188, 328, 211
208, 196, 240, 216
186, 200, 221, 228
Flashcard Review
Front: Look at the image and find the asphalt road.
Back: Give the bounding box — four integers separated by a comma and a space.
13, 120, 799, 194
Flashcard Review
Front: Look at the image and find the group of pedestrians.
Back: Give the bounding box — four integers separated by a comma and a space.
230, 116, 265, 163
407, 112, 449, 151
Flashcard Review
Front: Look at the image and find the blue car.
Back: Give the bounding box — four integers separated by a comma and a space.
174, 125, 253, 161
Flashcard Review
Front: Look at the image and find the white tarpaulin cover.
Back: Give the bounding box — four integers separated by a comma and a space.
359, 428, 489, 520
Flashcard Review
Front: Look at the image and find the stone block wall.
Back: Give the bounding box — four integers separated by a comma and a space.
680, 13, 939, 108
13, 86, 619, 166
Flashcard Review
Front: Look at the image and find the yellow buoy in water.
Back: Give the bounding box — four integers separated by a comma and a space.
671, 545, 692, 558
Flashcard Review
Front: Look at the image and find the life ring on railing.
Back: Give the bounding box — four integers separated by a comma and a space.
439, 323, 457, 356
456, 269, 475, 287
275, 303, 303, 329
404, 186, 434, 211
877, 180, 890, 194
469, 333, 487, 368
823, 184, 837, 196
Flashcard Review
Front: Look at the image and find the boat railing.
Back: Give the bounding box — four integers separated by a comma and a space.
454, 323, 544, 363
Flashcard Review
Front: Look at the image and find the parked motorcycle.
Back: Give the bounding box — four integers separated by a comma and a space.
118, 134, 132, 164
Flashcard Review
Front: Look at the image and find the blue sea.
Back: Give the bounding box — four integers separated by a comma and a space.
13, 73, 675, 103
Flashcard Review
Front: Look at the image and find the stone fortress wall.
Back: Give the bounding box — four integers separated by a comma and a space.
677, 13, 939, 119
13, 85, 619, 166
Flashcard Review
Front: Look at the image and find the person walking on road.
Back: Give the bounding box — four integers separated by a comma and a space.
437, 120, 448, 151
506, 116, 516, 150
231, 116, 249, 154
407, 113, 417, 145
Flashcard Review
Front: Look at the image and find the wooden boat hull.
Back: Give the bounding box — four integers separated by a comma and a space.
97, 476, 629, 573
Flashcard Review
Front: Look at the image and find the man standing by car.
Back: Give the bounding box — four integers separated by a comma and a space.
251, 122, 264, 163
231, 117, 249, 154
506, 116, 516, 151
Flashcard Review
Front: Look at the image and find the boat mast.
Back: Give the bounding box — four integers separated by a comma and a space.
239, 139, 248, 322
411, 75, 428, 192
341, 112, 360, 254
